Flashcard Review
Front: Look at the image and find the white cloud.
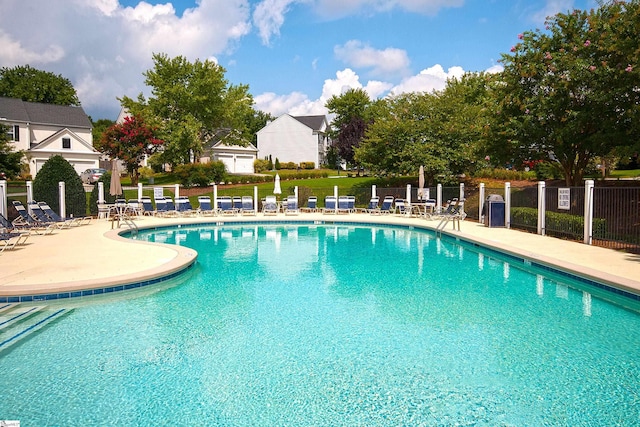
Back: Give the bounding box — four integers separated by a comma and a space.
253, 0, 298, 45
389, 64, 464, 95
255, 67, 393, 117
334, 40, 410, 77
0, 0, 251, 118
314, 0, 463, 19
531, 0, 574, 24
0, 30, 65, 65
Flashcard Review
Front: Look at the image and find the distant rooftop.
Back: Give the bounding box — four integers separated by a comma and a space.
0, 97, 91, 128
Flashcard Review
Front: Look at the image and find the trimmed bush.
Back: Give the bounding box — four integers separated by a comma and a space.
511, 207, 606, 238
33, 155, 87, 217
535, 161, 563, 180
173, 162, 226, 187
300, 162, 315, 170
254, 159, 270, 173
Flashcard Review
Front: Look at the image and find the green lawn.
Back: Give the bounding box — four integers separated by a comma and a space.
608, 169, 640, 178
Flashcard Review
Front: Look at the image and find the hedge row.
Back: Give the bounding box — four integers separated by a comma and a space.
510, 207, 606, 238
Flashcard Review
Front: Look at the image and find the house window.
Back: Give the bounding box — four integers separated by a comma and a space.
6, 125, 19, 142
62, 137, 71, 149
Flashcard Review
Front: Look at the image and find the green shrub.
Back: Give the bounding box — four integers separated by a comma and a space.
268, 155, 273, 170
535, 161, 563, 180
274, 158, 281, 170
173, 162, 226, 187
89, 172, 118, 216
254, 159, 270, 173
510, 207, 606, 238
33, 155, 87, 217
147, 153, 165, 173
139, 166, 154, 179
473, 168, 536, 181
300, 162, 315, 170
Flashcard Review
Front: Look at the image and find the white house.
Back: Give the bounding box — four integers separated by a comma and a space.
256, 114, 330, 168
0, 97, 100, 177
209, 141, 258, 174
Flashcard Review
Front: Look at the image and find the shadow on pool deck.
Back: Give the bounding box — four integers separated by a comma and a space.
1, 213, 638, 298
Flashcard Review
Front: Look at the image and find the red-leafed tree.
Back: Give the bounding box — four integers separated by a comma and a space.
95, 114, 164, 185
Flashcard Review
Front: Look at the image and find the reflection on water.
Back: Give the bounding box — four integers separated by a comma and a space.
2, 224, 639, 426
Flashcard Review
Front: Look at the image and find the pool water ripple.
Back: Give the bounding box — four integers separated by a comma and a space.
1, 224, 639, 426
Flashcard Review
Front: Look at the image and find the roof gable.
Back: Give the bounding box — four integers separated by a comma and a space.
31, 128, 97, 153
0, 97, 91, 128
293, 115, 327, 132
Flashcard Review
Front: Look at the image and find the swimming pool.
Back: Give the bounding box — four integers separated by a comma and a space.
1, 223, 639, 425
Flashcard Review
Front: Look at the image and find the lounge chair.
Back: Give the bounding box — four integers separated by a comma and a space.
163, 197, 178, 217
241, 196, 257, 216
1, 212, 30, 235
372, 196, 394, 215
0, 231, 29, 253
175, 196, 196, 216
127, 199, 143, 217
197, 196, 217, 216
140, 196, 155, 216
358, 196, 379, 213
12, 201, 56, 234
262, 195, 278, 215
337, 196, 351, 214
218, 196, 238, 215
323, 195, 337, 214
154, 197, 168, 216
284, 196, 299, 215
232, 196, 243, 212
394, 199, 410, 216
38, 201, 91, 226
300, 196, 318, 213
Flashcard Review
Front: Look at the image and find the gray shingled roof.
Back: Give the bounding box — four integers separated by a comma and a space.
293, 115, 326, 131
0, 97, 91, 128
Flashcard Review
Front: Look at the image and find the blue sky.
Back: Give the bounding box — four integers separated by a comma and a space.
0, 0, 596, 120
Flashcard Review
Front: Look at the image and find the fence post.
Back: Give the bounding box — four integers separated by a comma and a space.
59, 181, 66, 219
478, 183, 485, 221
294, 185, 298, 202
98, 182, 105, 203
0, 180, 6, 218
174, 183, 180, 200
213, 184, 218, 210
459, 182, 465, 200
334, 185, 338, 200
537, 181, 545, 236
504, 182, 511, 229
372, 184, 376, 199
584, 180, 594, 245
406, 184, 411, 205
437, 183, 443, 212
138, 183, 143, 201
254, 186, 258, 210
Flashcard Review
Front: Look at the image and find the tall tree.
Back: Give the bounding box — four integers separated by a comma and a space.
0, 124, 23, 179
121, 53, 255, 167
95, 115, 164, 185
356, 74, 488, 183
326, 88, 373, 169
494, 1, 640, 185
0, 65, 80, 106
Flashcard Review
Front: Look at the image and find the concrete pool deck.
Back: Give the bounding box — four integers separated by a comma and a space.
1, 213, 639, 299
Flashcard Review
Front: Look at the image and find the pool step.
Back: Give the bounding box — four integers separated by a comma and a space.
0, 304, 71, 353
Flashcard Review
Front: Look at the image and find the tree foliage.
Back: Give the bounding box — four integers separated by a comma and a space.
0, 65, 80, 106
95, 115, 164, 185
33, 155, 86, 217
0, 124, 23, 179
326, 88, 373, 168
121, 53, 256, 167
493, 1, 640, 185
356, 74, 489, 184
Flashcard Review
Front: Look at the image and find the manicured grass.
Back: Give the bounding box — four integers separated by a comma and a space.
609, 169, 640, 178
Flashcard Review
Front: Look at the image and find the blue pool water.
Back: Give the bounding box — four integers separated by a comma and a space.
1, 223, 640, 425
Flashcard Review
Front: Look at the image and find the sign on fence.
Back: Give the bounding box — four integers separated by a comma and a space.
153, 187, 164, 200
558, 188, 570, 210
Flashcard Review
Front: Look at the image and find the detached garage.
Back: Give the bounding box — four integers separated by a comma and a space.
210, 141, 258, 174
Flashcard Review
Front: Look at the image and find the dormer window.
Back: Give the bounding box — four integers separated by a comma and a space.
62, 137, 71, 149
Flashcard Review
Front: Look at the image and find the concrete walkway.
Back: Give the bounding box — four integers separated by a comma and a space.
1, 213, 638, 298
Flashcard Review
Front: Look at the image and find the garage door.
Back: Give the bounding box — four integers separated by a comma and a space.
235, 155, 255, 174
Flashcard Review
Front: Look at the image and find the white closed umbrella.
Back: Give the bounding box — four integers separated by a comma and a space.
110, 160, 122, 197
418, 165, 425, 200
273, 173, 282, 195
